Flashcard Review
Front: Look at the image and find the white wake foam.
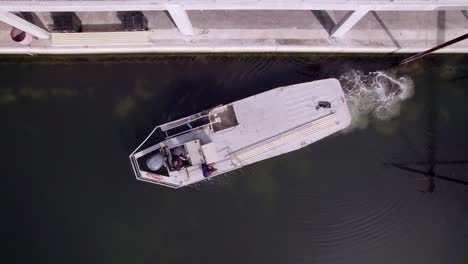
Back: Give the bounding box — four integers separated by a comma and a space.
340, 70, 414, 131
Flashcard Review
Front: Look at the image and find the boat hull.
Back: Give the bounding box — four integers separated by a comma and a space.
130, 78, 351, 188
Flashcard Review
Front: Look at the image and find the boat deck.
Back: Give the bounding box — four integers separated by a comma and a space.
131, 78, 351, 188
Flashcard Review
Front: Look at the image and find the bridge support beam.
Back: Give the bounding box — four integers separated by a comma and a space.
330, 8, 368, 38
166, 5, 194, 36
0, 11, 50, 39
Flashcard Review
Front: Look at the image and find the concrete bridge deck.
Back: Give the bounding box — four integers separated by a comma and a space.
0, 1, 467, 54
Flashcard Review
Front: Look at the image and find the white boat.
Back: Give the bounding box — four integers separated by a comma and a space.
130, 78, 351, 188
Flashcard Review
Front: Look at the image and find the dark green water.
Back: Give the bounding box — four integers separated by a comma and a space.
2, 54, 468, 264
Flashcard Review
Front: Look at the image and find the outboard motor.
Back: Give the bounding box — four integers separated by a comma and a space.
146, 153, 165, 171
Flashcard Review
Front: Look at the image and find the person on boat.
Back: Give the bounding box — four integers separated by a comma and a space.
172, 158, 185, 171
202, 163, 217, 178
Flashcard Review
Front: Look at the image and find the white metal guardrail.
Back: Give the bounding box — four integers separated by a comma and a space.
51, 31, 151, 47
1, 1, 467, 12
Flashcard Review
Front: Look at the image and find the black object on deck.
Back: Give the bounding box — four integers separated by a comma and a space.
51, 12, 82, 33
210, 105, 239, 132
316, 101, 331, 110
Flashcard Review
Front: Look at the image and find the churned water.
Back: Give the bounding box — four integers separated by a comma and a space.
340, 70, 414, 130
1, 54, 467, 264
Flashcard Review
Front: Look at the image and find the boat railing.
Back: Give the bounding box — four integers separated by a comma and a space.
164, 117, 220, 139
161, 114, 208, 131
160, 113, 209, 129
160, 105, 224, 132
223, 147, 246, 167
